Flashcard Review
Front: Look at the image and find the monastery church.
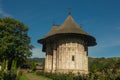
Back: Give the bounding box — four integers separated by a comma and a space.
38, 14, 97, 74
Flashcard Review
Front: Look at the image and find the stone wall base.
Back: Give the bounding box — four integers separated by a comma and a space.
56, 69, 88, 74
44, 69, 51, 73
45, 69, 88, 74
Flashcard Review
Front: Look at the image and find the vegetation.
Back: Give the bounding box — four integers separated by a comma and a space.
0, 17, 33, 69
35, 57, 120, 80
30, 72, 52, 80
89, 57, 120, 73
0, 60, 22, 80
1, 17, 120, 80
0, 17, 33, 80
36, 70, 120, 80
20, 73, 29, 80
31, 58, 45, 65
20, 58, 45, 71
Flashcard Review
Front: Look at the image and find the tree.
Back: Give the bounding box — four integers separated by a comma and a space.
0, 18, 33, 69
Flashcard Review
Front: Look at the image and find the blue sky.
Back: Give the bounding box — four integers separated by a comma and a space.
0, 0, 120, 58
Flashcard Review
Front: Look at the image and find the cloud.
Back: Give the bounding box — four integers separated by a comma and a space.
31, 47, 45, 58
0, 1, 11, 17
89, 37, 120, 57
102, 38, 120, 48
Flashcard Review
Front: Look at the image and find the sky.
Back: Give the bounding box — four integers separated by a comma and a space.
0, 0, 120, 58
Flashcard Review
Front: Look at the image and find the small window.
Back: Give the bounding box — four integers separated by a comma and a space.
72, 55, 75, 61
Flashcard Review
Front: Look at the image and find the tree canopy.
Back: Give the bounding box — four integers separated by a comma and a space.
0, 18, 33, 69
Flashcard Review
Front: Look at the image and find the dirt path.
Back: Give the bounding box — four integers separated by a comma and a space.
25, 72, 51, 80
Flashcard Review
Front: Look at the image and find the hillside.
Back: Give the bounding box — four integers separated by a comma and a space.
88, 57, 120, 72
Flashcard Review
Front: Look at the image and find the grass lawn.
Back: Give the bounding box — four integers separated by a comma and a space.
21, 71, 52, 80
31, 72, 52, 80
20, 73, 29, 80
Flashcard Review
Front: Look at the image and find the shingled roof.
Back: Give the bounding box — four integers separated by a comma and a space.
57, 15, 89, 35
38, 15, 96, 46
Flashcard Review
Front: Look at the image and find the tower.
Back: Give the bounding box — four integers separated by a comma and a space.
38, 15, 97, 74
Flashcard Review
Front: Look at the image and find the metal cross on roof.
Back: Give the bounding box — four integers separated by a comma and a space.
68, 7, 72, 15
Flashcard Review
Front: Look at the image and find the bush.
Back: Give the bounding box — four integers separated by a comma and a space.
0, 71, 22, 80
0, 60, 22, 80
36, 71, 120, 80
36, 72, 86, 80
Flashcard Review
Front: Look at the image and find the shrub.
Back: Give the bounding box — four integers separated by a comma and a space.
0, 60, 22, 80
36, 71, 120, 80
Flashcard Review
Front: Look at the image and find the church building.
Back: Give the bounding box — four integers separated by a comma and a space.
38, 14, 97, 74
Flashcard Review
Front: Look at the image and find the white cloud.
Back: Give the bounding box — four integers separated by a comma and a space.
89, 37, 120, 57
0, 1, 11, 17
102, 38, 120, 48
31, 47, 45, 58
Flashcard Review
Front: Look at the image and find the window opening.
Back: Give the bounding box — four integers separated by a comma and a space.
72, 55, 75, 61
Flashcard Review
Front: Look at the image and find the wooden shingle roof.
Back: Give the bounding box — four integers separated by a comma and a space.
57, 15, 89, 35
38, 15, 96, 47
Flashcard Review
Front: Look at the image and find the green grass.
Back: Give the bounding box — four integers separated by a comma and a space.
20, 73, 29, 80
31, 72, 52, 80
